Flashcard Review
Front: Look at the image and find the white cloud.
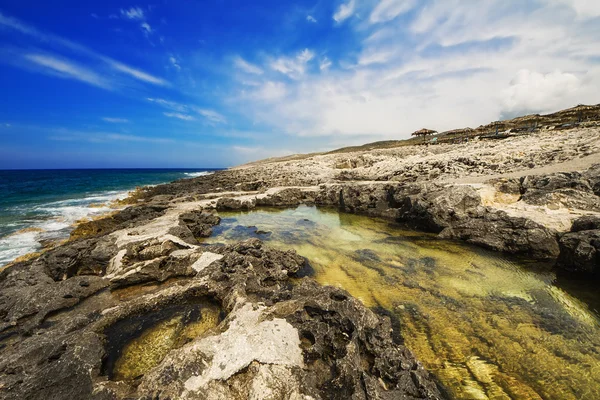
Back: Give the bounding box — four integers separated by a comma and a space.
358, 49, 394, 65
110, 61, 167, 86
307, 15, 317, 23
370, 0, 416, 23
234, 56, 263, 75
333, 0, 355, 23
320, 57, 332, 71
24, 53, 112, 89
140, 22, 152, 35
196, 109, 227, 124
147, 98, 188, 112
102, 117, 130, 123
270, 49, 315, 79
253, 81, 288, 101
549, 0, 600, 18
164, 112, 195, 121
49, 130, 173, 144
169, 56, 181, 70
502, 69, 582, 115
232, 0, 600, 140
0, 11, 168, 87
120, 7, 145, 20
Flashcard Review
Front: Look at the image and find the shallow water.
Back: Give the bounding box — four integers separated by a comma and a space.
204, 205, 600, 400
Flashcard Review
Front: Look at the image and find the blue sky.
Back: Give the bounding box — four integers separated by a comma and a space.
0, 0, 599, 168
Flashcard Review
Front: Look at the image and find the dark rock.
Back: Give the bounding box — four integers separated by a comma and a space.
557, 230, 600, 275
570, 215, 600, 232
179, 211, 221, 238
0, 238, 444, 400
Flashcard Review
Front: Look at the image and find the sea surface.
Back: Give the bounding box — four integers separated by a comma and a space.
0, 169, 219, 266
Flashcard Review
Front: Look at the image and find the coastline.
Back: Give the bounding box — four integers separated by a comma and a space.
0, 122, 599, 399
0, 170, 217, 268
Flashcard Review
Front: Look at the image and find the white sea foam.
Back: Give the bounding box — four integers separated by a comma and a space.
184, 171, 214, 178
0, 190, 130, 267
0, 231, 40, 266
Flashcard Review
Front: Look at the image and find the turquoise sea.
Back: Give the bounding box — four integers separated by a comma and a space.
0, 169, 219, 266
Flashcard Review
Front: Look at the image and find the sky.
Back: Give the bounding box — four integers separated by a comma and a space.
0, 0, 599, 169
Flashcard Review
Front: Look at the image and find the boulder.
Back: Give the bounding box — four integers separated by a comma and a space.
557, 230, 600, 275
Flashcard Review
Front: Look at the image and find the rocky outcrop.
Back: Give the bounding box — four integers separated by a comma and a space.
1, 223, 444, 400
315, 182, 560, 259
557, 216, 600, 276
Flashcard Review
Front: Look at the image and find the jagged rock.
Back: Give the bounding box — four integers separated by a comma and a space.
216, 197, 256, 211
255, 188, 309, 207
439, 210, 560, 259
570, 216, 600, 232
0, 239, 444, 400
180, 211, 221, 238
557, 230, 600, 275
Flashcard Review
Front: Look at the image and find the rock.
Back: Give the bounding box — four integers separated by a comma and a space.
216, 197, 256, 211
0, 239, 444, 400
256, 188, 307, 207
557, 230, 600, 275
180, 211, 221, 238
439, 210, 560, 260
571, 215, 600, 232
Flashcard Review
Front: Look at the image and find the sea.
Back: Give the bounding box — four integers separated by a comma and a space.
0, 169, 220, 267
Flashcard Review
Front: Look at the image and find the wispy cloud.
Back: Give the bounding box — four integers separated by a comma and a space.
50, 130, 173, 144
333, 0, 355, 23
319, 57, 332, 71
0, 11, 168, 87
102, 117, 129, 123
147, 98, 188, 112
234, 56, 263, 75
307, 15, 317, 23
164, 112, 195, 121
369, 0, 416, 24
120, 7, 145, 20
140, 22, 152, 35
196, 109, 227, 124
270, 49, 314, 79
169, 56, 181, 71
24, 53, 112, 89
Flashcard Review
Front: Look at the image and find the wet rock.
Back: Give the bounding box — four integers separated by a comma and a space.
179, 211, 221, 238
557, 229, 600, 276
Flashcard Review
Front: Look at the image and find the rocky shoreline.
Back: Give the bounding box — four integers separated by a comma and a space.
1, 125, 599, 399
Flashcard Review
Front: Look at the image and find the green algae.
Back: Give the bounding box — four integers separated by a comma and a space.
204, 205, 600, 400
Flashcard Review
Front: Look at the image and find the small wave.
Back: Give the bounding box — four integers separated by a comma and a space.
184, 171, 214, 178
0, 190, 131, 267
0, 231, 40, 266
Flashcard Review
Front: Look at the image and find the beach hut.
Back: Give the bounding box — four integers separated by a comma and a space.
411, 128, 437, 143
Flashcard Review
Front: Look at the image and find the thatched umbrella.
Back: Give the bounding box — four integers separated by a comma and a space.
411, 128, 437, 143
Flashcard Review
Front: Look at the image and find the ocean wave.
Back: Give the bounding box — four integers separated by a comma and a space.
0, 189, 131, 267
184, 171, 215, 178
0, 230, 40, 266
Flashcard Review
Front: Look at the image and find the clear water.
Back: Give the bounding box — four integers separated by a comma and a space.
0, 169, 218, 266
203, 205, 600, 400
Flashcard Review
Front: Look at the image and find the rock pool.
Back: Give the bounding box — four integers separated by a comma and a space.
203, 205, 600, 400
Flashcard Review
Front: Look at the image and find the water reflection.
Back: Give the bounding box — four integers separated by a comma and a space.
203, 205, 600, 400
